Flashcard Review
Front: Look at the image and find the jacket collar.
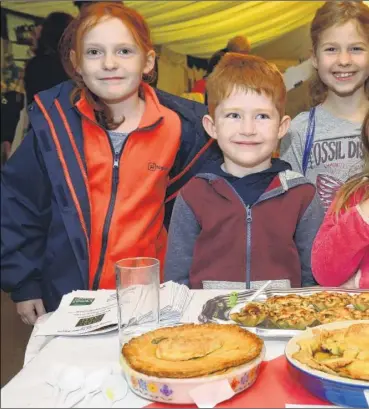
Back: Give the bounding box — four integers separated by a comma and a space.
34, 79, 208, 136
196, 169, 314, 203
74, 82, 164, 129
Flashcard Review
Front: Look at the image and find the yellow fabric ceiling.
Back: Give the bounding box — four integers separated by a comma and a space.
2, 1, 325, 58
2, 1, 369, 58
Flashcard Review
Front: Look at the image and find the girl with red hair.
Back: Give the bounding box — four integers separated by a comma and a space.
1, 2, 219, 324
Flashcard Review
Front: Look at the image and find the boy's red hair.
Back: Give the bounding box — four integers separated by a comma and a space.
206, 53, 286, 118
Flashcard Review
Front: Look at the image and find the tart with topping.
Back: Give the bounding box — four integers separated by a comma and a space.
230, 302, 268, 327
268, 306, 317, 330
352, 308, 369, 320
265, 294, 310, 310
352, 293, 369, 312
309, 292, 352, 311
316, 307, 354, 324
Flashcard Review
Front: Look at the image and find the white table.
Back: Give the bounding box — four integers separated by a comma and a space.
1, 290, 289, 408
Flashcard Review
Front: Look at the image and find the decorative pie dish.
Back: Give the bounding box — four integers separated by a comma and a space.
120, 323, 265, 404
285, 320, 369, 408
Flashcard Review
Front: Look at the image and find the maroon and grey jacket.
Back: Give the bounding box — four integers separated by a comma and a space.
165, 169, 324, 289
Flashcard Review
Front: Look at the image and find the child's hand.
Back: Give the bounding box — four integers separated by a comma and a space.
16, 299, 46, 325
359, 198, 369, 218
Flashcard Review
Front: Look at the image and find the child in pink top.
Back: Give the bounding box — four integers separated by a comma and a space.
312, 111, 369, 289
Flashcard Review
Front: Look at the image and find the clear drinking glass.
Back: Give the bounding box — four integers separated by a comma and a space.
116, 257, 160, 347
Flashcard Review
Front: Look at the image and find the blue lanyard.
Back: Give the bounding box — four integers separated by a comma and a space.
302, 107, 316, 175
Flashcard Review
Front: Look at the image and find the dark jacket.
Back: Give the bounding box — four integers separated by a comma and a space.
24, 54, 70, 103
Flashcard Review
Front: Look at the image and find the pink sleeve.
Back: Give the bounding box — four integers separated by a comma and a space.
311, 202, 369, 287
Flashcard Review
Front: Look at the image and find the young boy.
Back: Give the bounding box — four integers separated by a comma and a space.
165, 53, 324, 290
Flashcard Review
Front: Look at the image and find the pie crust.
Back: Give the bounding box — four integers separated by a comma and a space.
122, 323, 263, 378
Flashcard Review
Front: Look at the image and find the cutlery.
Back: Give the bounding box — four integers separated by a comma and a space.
54, 365, 85, 408
102, 374, 128, 407
68, 367, 112, 408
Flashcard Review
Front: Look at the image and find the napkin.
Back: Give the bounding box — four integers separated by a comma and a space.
189, 380, 235, 408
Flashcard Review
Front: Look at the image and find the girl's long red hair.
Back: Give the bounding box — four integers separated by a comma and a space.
59, 2, 154, 129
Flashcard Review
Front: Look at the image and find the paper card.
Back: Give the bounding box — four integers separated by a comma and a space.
188, 379, 235, 408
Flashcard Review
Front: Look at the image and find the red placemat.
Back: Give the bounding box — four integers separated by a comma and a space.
145, 356, 330, 408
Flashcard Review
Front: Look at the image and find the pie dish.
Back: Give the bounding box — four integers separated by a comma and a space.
230, 302, 268, 327
120, 323, 265, 404
286, 320, 369, 408
122, 323, 263, 378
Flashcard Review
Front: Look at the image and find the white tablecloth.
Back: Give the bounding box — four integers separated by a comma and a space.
1, 290, 289, 408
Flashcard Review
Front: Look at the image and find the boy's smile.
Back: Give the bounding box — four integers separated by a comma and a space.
203, 89, 291, 177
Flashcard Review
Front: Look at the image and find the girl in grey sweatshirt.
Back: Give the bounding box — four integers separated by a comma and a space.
280, 1, 369, 211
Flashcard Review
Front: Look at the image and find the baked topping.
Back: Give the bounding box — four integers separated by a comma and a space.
269, 306, 317, 330
230, 302, 268, 326
266, 294, 307, 309
316, 307, 354, 324
155, 336, 223, 361
352, 293, 369, 312
309, 292, 352, 311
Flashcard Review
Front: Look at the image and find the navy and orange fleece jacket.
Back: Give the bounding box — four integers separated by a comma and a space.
1, 80, 221, 311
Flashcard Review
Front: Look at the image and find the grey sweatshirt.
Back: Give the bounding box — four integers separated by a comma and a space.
280, 105, 363, 211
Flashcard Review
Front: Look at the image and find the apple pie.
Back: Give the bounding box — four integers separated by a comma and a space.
122, 323, 264, 378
